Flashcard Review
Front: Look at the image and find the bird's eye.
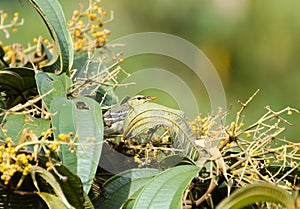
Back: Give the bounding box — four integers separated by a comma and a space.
136, 96, 142, 100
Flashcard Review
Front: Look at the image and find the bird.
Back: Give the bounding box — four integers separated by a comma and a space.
103, 95, 156, 136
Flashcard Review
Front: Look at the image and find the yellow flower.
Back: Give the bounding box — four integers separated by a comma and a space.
3, 13, 8, 19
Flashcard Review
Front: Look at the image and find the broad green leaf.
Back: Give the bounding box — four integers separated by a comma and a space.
216, 183, 296, 209
0, 67, 37, 108
100, 168, 159, 209
159, 154, 193, 170
123, 103, 207, 165
0, 70, 24, 94
37, 192, 73, 209
122, 186, 144, 209
53, 163, 85, 209
50, 97, 77, 174
0, 114, 50, 144
28, 0, 74, 73
6, 67, 36, 91
95, 86, 118, 107
72, 55, 118, 107
30, 156, 85, 209
104, 168, 160, 194
104, 177, 154, 209
71, 51, 88, 79
51, 96, 104, 193
73, 54, 105, 81
35, 72, 72, 110
31, 166, 74, 209
132, 165, 200, 209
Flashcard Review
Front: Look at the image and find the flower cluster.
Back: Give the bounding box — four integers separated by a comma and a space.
67, 1, 112, 52
189, 111, 227, 148
0, 1, 113, 68
0, 36, 49, 68
0, 10, 24, 39
0, 138, 33, 185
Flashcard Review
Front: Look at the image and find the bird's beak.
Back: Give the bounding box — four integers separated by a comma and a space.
146, 96, 156, 101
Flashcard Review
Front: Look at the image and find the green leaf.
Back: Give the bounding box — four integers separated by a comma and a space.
83, 192, 95, 209
132, 165, 200, 209
100, 168, 159, 209
105, 177, 154, 209
122, 186, 144, 209
95, 86, 118, 107
6, 67, 36, 91
104, 168, 160, 194
0, 68, 38, 108
0, 70, 24, 94
37, 192, 74, 209
53, 164, 85, 209
72, 55, 118, 107
29, 156, 85, 209
159, 154, 193, 170
28, 0, 74, 73
35, 72, 72, 110
71, 51, 88, 79
50, 96, 104, 193
216, 183, 296, 209
0, 98, 6, 110
123, 103, 207, 165
31, 166, 74, 209
0, 114, 50, 144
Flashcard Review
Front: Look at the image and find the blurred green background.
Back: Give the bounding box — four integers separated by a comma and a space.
1, 0, 299, 140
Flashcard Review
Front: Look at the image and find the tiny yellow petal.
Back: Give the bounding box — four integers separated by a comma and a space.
43, 39, 49, 45
73, 10, 79, 17
5, 137, 11, 143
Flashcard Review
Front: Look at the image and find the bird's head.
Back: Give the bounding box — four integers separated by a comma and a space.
127, 95, 156, 107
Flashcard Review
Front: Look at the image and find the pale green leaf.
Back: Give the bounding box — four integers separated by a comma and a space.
35, 72, 72, 110
0, 114, 50, 144
37, 192, 75, 209
101, 168, 159, 209
216, 183, 296, 209
71, 54, 118, 107
132, 165, 200, 209
32, 166, 73, 209
123, 103, 207, 165
51, 96, 104, 193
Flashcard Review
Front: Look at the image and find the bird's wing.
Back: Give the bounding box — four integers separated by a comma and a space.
103, 104, 131, 126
